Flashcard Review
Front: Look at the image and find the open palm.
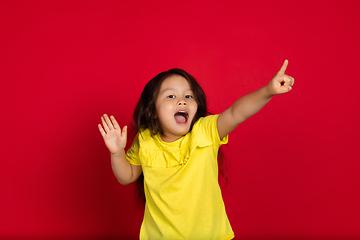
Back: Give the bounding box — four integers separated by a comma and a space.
98, 114, 127, 154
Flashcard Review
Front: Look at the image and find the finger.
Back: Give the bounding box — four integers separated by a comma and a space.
122, 125, 127, 139
290, 76, 295, 86
98, 124, 106, 137
103, 114, 114, 130
277, 85, 292, 95
283, 80, 293, 92
282, 76, 292, 87
101, 116, 110, 133
278, 59, 288, 74
111, 116, 120, 130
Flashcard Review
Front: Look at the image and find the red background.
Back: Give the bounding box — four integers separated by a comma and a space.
1, 0, 359, 239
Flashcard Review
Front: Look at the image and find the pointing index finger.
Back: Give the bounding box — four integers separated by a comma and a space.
279, 59, 288, 74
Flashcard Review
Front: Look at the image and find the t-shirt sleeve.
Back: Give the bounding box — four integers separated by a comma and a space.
125, 136, 142, 166
194, 114, 228, 147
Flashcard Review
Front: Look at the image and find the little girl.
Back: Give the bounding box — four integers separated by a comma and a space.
98, 60, 294, 240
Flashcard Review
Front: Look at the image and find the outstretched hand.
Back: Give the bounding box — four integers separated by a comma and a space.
267, 60, 295, 96
98, 114, 127, 154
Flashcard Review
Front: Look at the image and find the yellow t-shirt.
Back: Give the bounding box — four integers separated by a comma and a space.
126, 115, 234, 240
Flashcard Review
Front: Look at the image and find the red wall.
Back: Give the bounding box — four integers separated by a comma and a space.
1, 0, 359, 239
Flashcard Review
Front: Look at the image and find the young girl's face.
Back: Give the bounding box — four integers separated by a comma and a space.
155, 75, 198, 142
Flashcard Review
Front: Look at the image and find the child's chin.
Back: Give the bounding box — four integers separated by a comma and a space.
174, 127, 190, 136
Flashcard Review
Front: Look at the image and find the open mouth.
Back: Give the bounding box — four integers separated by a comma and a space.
174, 110, 189, 124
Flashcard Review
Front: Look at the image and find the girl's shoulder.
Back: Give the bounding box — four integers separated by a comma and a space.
137, 128, 159, 149
192, 114, 220, 133
192, 114, 227, 147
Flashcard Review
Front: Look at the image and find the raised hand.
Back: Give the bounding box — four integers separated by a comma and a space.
98, 114, 127, 154
267, 60, 295, 96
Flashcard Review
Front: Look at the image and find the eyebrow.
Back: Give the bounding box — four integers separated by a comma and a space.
161, 88, 193, 93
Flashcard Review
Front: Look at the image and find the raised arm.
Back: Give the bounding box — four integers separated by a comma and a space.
217, 60, 294, 139
98, 114, 142, 185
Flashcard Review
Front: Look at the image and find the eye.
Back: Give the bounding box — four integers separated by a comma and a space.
167, 95, 175, 99
185, 95, 193, 99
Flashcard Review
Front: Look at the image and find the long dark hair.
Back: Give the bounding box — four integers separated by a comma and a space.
129, 68, 226, 206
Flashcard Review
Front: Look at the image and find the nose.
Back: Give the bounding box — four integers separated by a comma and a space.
177, 100, 187, 105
